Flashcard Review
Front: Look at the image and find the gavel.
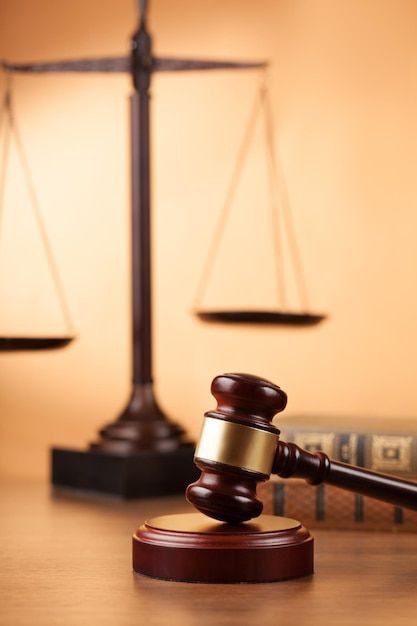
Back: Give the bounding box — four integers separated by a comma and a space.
186, 372, 417, 524
133, 372, 417, 582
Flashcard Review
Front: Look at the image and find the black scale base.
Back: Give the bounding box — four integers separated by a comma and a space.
51, 443, 198, 499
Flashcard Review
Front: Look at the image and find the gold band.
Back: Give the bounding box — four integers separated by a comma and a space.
194, 417, 278, 475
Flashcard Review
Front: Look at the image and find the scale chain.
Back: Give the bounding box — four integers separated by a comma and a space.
0, 77, 74, 335
193, 77, 309, 313
262, 86, 310, 312
192, 80, 265, 310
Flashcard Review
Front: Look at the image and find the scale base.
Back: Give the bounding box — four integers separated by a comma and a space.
51, 444, 198, 499
133, 512, 314, 583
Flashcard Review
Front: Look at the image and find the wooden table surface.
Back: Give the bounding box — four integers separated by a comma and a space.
1, 479, 417, 626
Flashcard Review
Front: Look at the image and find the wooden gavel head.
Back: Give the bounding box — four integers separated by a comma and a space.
186, 373, 287, 524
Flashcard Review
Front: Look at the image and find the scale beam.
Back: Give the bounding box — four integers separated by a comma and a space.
153, 57, 267, 72
2, 57, 129, 73
2, 56, 267, 74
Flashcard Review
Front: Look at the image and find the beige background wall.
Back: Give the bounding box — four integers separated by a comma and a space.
1, 0, 417, 478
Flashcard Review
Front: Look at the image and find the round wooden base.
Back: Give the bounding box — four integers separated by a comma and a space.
132, 513, 313, 583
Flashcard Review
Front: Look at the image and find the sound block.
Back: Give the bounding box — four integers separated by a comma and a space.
51, 444, 198, 498
133, 512, 313, 583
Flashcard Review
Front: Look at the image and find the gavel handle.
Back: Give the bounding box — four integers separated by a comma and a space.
273, 440, 417, 511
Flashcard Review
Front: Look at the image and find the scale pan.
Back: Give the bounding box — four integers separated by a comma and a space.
0, 337, 75, 352
195, 310, 326, 326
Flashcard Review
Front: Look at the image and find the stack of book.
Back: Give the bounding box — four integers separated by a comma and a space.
259, 416, 417, 531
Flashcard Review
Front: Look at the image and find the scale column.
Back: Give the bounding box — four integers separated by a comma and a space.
131, 20, 152, 385
90, 18, 185, 454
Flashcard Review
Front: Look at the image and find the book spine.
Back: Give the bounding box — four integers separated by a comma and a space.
259, 479, 417, 531
280, 428, 416, 476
